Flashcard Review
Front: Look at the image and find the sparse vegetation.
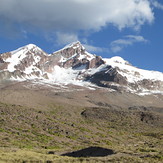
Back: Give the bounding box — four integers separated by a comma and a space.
0, 100, 162, 162
0, 81, 163, 163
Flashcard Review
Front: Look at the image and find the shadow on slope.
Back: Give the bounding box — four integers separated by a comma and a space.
62, 146, 114, 157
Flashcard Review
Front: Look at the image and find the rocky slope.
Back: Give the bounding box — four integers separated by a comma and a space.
0, 41, 163, 95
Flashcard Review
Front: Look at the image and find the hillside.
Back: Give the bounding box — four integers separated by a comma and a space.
0, 42, 163, 162
0, 80, 162, 162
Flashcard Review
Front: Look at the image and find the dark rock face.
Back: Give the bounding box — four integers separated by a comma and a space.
62, 56, 86, 69
88, 56, 105, 69
128, 79, 163, 93
0, 52, 11, 61
85, 66, 127, 87
138, 79, 162, 90
0, 58, 4, 63
0, 53, 9, 71
0, 63, 8, 71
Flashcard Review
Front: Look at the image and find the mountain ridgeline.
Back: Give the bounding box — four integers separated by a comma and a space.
0, 41, 163, 95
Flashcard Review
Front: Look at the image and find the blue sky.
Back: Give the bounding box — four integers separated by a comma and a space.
0, 0, 163, 72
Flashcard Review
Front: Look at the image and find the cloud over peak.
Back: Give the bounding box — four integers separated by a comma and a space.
0, 0, 154, 34
110, 35, 148, 53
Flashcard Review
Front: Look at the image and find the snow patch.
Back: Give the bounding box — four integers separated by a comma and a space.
138, 90, 163, 96
5, 49, 27, 72
24, 65, 42, 75
46, 65, 96, 89
104, 57, 163, 83
33, 55, 41, 63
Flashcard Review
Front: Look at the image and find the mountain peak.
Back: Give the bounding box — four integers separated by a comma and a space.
25, 44, 37, 49
23, 44, 43, 51
10, 44, 41, 55
110, 56, 130, 65
13, 44, 47, 56
63, 41, 85, 50
53, 41, 86, 59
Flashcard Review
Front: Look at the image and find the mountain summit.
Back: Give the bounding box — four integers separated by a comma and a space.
0, 42, 163, 95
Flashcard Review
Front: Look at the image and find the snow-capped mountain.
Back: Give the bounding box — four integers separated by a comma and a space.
0, 41, 163, 95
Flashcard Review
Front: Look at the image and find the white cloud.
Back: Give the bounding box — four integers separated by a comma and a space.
152, 1, 163, 10
126, 35, 148, 42
56, 32, 78, 45
83, 44, 108, 53
0, 0, 154, 35
110, 35, 148, 53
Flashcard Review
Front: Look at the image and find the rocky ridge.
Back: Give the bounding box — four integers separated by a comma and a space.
0, 41, 163, 95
